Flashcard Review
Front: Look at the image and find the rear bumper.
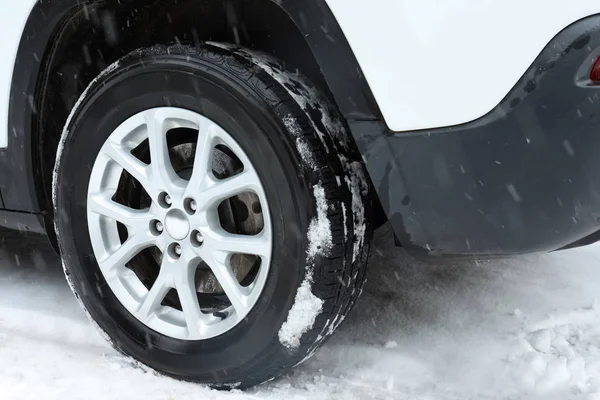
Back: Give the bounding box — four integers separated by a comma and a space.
354, 15, 600, 255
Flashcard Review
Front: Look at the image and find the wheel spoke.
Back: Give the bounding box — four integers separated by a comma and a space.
187, 123, 216, 192
145, 110, 181, 191
173, 260, 204, 337
197, 169, 262, 211
88, 194, 151, 230
98, 234, 154, 274
103, 142, 155, 197
205, 230, 270, 258
197, 248, 249, 314
137, 267, 172, 320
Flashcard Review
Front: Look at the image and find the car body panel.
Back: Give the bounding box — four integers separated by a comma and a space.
0, 0, 36, 149
0, 0, 75, 215
325, 0, 600, 131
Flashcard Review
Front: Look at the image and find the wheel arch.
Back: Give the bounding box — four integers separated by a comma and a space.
3, 0, 383, 234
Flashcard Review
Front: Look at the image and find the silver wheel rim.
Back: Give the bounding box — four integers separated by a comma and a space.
86, 107, 272, 340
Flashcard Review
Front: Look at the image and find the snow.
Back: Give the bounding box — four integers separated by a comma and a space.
282, 115, 300, 136
526, 329, 552, 353
341, 202, 348, 238
306, 184, 332, 260
7, 226, 600, 399
278, 184, 331, 349
295, 139, 315, 169
383, 341, 398, 349
278, 277, 324, 350
282, 114, 315, 169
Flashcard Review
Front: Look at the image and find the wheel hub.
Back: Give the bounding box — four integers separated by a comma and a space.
164, 208, 190, 240
86, 107, 272, 341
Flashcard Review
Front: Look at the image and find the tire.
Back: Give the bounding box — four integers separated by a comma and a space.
53, 43, 372, 389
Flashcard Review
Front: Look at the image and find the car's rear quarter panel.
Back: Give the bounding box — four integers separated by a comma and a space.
325, 0, 600, 131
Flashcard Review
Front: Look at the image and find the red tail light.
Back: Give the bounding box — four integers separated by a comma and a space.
592, 57, 600, 82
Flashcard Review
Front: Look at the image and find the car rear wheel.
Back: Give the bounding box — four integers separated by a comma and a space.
53, 43, 372, 389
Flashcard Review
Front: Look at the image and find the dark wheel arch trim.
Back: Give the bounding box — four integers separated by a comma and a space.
0, 0, 382, 228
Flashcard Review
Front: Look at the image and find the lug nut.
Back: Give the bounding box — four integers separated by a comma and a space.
150, 220, 164, 236
184, 198, 197, 215
168, 242, 183, 259
191, 230, 204, 247
158, 192, 172, 208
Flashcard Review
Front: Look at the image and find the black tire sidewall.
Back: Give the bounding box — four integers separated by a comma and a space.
56, 55, 315, 384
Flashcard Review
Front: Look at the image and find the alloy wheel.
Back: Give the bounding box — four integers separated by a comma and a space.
86, 107, 272, 340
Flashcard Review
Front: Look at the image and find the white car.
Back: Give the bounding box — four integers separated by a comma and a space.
3, 0, 600, 389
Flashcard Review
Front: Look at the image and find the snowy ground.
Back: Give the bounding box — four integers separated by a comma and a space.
3, 225, 600, 399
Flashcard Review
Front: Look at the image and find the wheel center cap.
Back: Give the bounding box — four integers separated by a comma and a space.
164, 209, 190, 240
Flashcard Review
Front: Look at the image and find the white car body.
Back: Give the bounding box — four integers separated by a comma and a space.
0, 0, 36, 148
326, 0, 600, 131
